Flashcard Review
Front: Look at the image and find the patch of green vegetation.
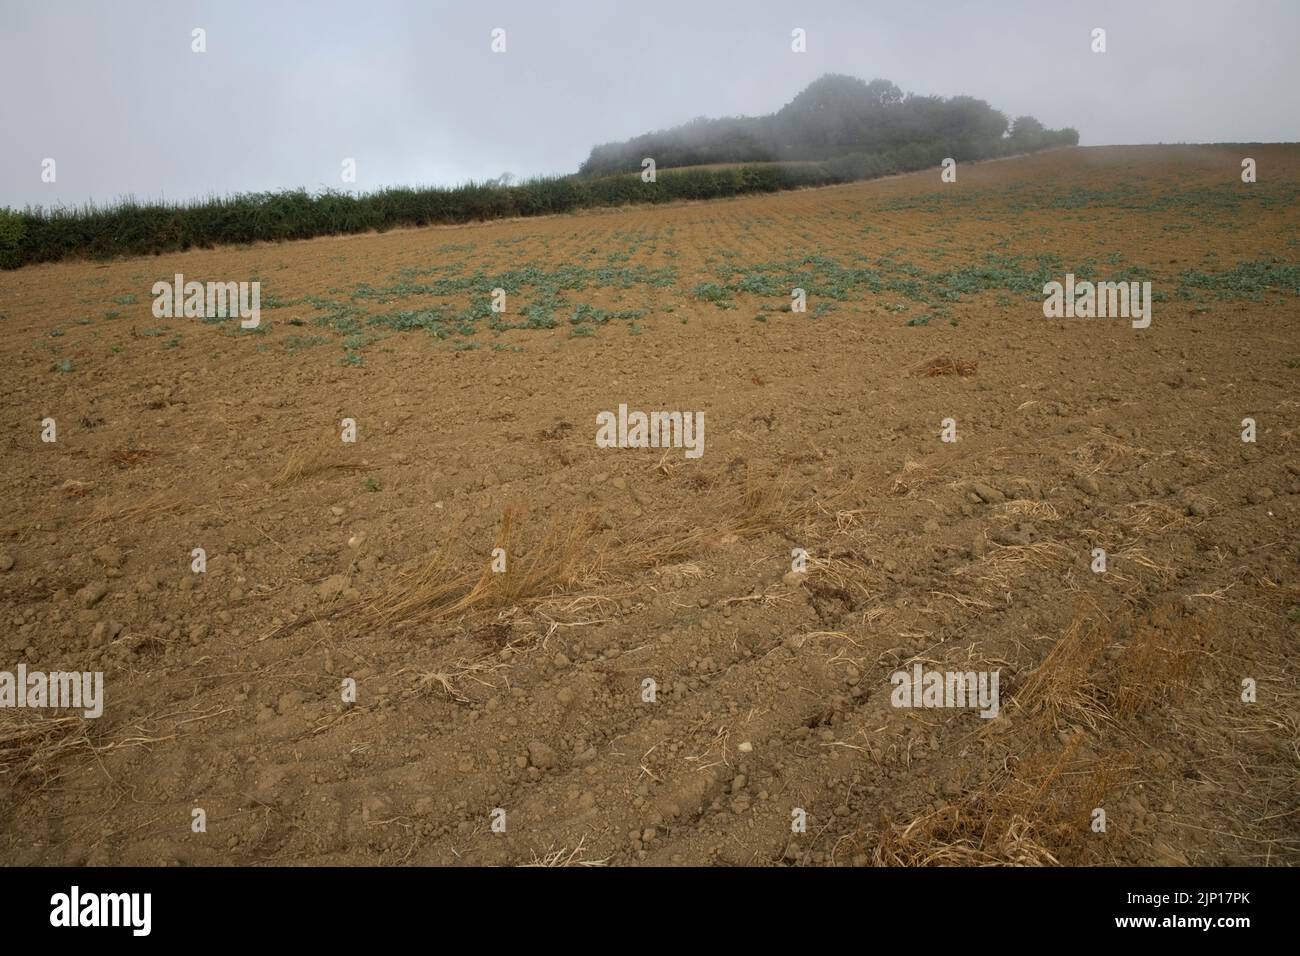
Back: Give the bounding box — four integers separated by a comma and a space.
569, 303, 647, 326
338, 328, 387, 350
369, 307, 448, 333
308, 298, 367, 335
692, 282, 731, 303
338, 263, 670, 344
285, 334, 328, 353
731, 273, 784, 296
1176, 259, 1300, 299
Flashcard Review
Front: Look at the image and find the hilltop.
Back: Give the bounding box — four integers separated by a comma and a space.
580, 73, 1078, 176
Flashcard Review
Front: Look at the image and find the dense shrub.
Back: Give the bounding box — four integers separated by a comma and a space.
0, 210, 25, 269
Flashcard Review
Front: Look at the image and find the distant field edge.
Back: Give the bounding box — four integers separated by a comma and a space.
0, 140, 1075, 270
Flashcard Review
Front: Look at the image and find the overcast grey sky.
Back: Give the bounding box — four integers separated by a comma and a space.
2, 0, 1296, 209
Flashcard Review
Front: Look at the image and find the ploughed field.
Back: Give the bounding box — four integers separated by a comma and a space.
1, 145, 1297, 866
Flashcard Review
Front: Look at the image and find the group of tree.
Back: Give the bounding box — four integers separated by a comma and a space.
579, 74, 1077, 176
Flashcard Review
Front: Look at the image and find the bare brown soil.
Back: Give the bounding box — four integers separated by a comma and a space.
1, 145, 1296, 866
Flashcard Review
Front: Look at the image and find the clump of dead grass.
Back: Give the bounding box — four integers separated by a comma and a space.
0, 713, 95, 791
412, 655, 512, 704
370, 505, 604, 630
865, 598, 1212, 867
1109, 600, 1205, 719
805, 553, 873, 599
619, 526, 715, 571
520, 835, 611, 867
1013, 600, 1111, 731
270, 431, 365, 487
83, 489, 190, 527
1001, 499, 1060, 522
1014, 597, 1206, 731
870, 736, 1122, 866
1071, 429, 1148, 474
1111, 500, 1191, 536
730, 471, 811, 537
951, 540, 1074, 598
